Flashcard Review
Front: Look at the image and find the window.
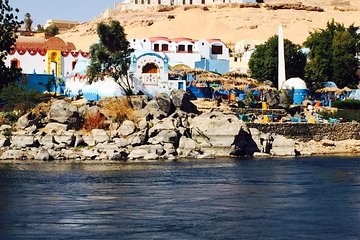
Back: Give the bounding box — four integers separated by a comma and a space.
142, 63, 159, 73
141, 0, 144, 4
72, 61, 77, 70
178, 45, 185, 52
183, 0, 185, 4
162, 44, 168, 52
211, 45, 223, 55
158, 0, 161, 4
10, 59, 20, 68
188, 45, 193, 53
154, 43, 159, 52
190, 0, 192, 4
135, 0, 138, 4
201, 0, 205, 4
148, 0, 150, 4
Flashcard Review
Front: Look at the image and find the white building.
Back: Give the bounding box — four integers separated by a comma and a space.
129, 36, 230, 74
115, 0, 257, 11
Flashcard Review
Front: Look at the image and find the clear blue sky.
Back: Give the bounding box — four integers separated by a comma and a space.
12, 0, 118, 26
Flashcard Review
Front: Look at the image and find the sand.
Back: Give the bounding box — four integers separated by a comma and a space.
59, 0, 360, 51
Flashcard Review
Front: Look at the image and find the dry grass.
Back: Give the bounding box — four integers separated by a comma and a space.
0, 113, 5, 126
99, 97, 138, 124
83, 110, 106, 131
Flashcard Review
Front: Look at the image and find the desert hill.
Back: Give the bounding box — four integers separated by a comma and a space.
59, 0, 360, 51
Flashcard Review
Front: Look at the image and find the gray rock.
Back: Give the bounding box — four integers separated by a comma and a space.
113, 137, 129, 148
151, 130, 178, 145
163, 143, 176, 155
177, 136, 198, 156
271, 135, 297, 156
39, 135, 55, 148
128, 147, 149, 160
16, 112, 38, 129
118, 120, 136, 137
141, 100, 167, 120
11, 135, 36, 148
48, 149, 61, 159
129, 95, 148, 110
91, 129, 110, 143
0, 136, 11, 147
54, 134, 75, 146
1, 150, 24, 160
143, 152, 159, 160
44, 122, 68, 134
130, 129, 148, 146
82, 134, 96, 147
171, 90, 198, 114
82, 149, 99, 160
35, 149, 51, 161
74, 133, 85, 147
155, 93, 174, 115
48, 100, 79, 124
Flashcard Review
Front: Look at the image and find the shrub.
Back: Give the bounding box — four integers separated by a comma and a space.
0, 82, 40, 113
99, 97, 138, 124
320, 109, 360, 122
332, 100, 360, 110
82, 110, 106, 131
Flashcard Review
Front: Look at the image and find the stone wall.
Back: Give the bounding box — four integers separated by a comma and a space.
247, 123, 360, 141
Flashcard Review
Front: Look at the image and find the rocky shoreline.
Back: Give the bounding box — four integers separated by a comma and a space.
0, 91, 359, 161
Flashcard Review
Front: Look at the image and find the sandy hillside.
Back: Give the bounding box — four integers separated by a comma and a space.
59, 0, 360, 51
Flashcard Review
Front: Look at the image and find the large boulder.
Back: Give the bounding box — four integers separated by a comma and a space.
35, 149, 51, 161
150, 130, 179, 145
11, 135, 37, 149
118, 120, 136, 137
43, 122, 68, 134
154, 93, 174, 115
128, 95, 148, 110
190, 112, 257, 156
48, 100, 79, 126
91, 129, 110, 144
1, 150, 24, 160
171, 90, 198, 114
271, 135, 298, 156
16, 112, 38, 129
139, 100, 167, 120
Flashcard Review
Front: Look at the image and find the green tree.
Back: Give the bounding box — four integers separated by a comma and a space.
304, 20, 360, 90
87, 20, 134, 96
248, 35, 307, 89
44, 24, 59, 37
0, 0, 22, 88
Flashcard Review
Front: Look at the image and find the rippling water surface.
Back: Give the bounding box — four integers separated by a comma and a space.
0, 156, 360, 239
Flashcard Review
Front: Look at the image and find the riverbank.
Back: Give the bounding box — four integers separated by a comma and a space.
0, 92, 359, 161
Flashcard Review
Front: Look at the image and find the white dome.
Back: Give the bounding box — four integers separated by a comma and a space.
282, 77, 307, 90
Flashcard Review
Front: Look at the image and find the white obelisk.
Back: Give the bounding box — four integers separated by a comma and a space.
278, 24, 286, 90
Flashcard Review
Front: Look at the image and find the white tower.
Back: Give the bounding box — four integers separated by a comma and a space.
278, 25, 286, 90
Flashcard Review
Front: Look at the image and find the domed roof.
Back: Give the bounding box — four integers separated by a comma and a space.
282, 77, 307, 90
323, 81, 338, 88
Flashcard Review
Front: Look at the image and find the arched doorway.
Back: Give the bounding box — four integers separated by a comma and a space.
10, 58, 20, 68
142, 63, 159, 74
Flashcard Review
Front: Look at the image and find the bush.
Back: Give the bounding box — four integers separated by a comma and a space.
320, 109, 360, 122
99, 97, 138, 124
0, 82, 40, 113
332, 100, 360, 110
82, 110, 106, 131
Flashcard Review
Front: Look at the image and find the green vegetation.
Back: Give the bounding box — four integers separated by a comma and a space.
44, 24, 59, 37
0, 0, 22, 88
332, 99, 360, 110
0, 81, 41, 113
87, 20, 135, 96
248, 35, 307, 88
320, 109, 360, 123
304, 20, 360, 90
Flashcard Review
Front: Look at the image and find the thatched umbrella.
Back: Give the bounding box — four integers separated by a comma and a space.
340, 87, 352, 93
169, 64, 191, 72
316, 87, 341, 94
222, 70, 248, 79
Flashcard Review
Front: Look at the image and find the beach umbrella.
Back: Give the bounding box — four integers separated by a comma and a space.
316, 87, 341, 94
222, 70, 248, 79
340, 87, 352, 93
169, 64, 191, 71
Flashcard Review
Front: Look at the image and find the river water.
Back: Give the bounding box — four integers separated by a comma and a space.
0, 156, 360, 239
